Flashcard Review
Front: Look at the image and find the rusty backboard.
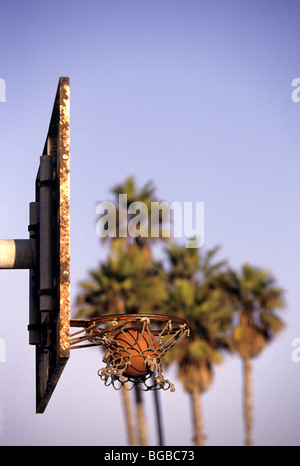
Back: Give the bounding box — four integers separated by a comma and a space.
33, 77, 70, 413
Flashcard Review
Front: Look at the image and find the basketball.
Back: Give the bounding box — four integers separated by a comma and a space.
113, 327, 159, 378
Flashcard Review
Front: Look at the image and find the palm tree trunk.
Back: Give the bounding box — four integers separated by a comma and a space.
153, 388, 164, 446
243, 357, 253, 446
135, 386, 148, 446
191, 388, 205, 446
121, 386, 138, 446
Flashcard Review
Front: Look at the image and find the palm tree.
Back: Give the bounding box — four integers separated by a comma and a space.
75, 245, 168, 445
77, 176, 169, 446
77, 246, 167, 318
101, 176, 170, 445
164, 244, 232, 446
100, 176, 165, 257
218, 263, 285, 446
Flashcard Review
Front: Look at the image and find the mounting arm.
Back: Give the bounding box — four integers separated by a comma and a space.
0, 239, 35, 269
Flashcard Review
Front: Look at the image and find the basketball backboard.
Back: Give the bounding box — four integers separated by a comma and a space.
29, 77, 70, 413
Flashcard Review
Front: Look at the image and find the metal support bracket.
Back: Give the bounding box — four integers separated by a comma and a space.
0, 239, 35, 269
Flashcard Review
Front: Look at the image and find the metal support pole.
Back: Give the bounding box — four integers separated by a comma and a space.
28, 202, 40, 345
0, 239, 34, 269
39, 155, 53, 312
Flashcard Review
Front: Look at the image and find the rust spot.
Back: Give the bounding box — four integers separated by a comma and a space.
58, 78, 70, 356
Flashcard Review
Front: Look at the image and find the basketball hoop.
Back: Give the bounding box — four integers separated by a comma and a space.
70, 314, 189, 392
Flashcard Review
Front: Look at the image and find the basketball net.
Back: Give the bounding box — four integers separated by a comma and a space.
70, 314, 190, 392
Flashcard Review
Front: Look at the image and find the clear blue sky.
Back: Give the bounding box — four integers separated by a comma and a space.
0, 0, 300, 446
